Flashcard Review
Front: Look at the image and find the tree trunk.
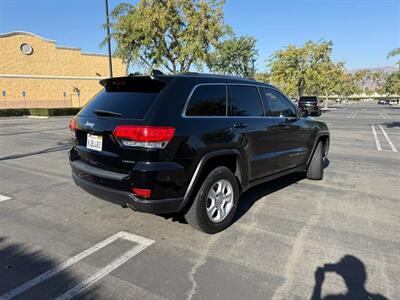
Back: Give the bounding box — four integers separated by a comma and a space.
325, 88, 328, 109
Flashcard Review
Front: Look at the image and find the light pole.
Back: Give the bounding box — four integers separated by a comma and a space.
105, 0, 113, 78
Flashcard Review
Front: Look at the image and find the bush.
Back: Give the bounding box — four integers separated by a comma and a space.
0, 107, 81, 117
0, 109, 30, 117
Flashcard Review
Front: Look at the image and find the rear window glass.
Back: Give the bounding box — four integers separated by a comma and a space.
186, 85, 227, 116
299, 97, 318, 103
79, 78, 164, 119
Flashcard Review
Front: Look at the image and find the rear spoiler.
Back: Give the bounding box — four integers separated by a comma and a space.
100, 76, 168, 92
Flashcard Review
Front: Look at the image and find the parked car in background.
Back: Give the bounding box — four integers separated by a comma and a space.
69, 72, 329, 233
298, 96, 321, 116
378, 99, 389, 105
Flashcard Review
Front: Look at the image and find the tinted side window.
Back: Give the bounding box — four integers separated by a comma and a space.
186, 85, 226, 116
228, 85, 263, 116
260, 88, 295, 117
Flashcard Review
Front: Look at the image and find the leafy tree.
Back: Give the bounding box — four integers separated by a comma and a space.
208, 35, 258, 78
307, 61, 346, 107
106, 0, 229, 73
254, 72, 270, 83
336, 72, 358, 98
387, 47, 400, 70
370, 71, 386, 94
383, 71, 400, 95
268, 41, 334, 97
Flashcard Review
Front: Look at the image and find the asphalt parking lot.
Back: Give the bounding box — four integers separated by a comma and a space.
0, 103, 399, 300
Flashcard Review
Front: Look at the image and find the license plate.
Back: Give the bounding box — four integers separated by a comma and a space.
86, 134, 103, 151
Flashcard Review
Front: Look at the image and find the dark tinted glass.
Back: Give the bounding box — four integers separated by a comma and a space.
186, 85, 226, 116
299, 96, 318, 103
79, 90, 158, 119
228, 85, 263, 116
261, 88, 296, 117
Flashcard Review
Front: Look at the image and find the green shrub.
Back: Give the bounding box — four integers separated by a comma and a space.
0, 109, 30, 117
0, 107, 81, 117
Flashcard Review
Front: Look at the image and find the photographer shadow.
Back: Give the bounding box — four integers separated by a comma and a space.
311, 255, 388, 300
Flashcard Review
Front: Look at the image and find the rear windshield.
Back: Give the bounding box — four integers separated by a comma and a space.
78, 77, 165, 119
299, 97, 318, 103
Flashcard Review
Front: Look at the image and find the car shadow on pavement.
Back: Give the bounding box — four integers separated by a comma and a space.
310, 255, 388, 300
163, 158, 331, 227
0, 237, 100, 299
233, 172, 306, 224
383, 121, 400, 128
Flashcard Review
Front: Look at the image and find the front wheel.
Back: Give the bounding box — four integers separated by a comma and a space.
307, 141, 324, 180
184, 166, 239, 234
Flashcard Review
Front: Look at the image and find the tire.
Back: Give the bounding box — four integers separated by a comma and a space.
184, 166, 239, 234
307, 141, 324, 180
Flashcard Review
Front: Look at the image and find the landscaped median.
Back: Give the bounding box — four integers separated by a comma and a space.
0, 108, 80, 117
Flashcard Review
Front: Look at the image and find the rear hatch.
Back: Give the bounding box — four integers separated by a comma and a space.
298, 96, 318, 108
70, 76, 169, 173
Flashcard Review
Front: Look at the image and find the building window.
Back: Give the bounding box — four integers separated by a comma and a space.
20, 43, 34, 55
22, 91, 26, 97
2, 91, 6, 97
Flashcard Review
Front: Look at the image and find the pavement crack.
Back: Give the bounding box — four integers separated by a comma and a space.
186, 235, 220, 300
0, 144, 71, 161
271, 200, 321, 300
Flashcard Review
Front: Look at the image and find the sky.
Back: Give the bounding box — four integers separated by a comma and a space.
1, 0, 399, 72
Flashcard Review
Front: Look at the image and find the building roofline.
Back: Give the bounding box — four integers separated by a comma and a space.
0, 31, 111, 58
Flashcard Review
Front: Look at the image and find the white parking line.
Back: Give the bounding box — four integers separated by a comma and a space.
347, 112, 357, 119
379, 125, 398, 152
0, 231, 154, 300
371, 125, 382, 151
379, 112, 388, 119
55, 244, 148, 300
0, 194, 12, 202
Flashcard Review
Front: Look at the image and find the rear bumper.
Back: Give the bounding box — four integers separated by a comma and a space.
70, 165, 184, 214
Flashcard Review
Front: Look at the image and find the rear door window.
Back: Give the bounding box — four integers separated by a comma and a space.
79, 78, 165, 119
185, 85, 227, 116
228, 85, 263, 116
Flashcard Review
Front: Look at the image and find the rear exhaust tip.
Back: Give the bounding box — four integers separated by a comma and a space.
122, 202, 137, 211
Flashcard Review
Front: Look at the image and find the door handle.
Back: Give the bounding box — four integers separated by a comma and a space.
233, 122, 248, 129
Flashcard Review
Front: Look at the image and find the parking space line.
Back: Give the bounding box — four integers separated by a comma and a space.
0, 231, 154, 300
379, 112, 390, 119
371, 125, 382, 151
55, 244, 148, 300
379, 125, 398, 152
347, 112, 357, 119
0, 194, 12, 202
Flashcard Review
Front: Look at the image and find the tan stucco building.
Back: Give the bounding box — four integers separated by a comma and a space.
0, 31, 126, 108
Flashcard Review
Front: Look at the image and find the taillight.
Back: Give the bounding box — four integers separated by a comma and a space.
113, 125, 175, 149
69, 117, 77, 137
132, 188, 151, 199
69, 117, 77, 131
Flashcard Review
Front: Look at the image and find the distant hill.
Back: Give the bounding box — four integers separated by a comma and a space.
349, 66, 397, 74
348, 66, 397, 90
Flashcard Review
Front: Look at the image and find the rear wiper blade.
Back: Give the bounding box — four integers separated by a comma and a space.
93, 109, 123, 117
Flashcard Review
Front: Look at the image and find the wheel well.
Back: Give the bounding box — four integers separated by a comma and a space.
186, 154, 242, 207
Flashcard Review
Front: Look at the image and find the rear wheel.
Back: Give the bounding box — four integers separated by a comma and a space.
307, 141, 324, 180
184, 166, 239, 234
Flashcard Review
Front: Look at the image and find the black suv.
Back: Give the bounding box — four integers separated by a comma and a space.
69, 73, 329, 233
298, 96, 321, 116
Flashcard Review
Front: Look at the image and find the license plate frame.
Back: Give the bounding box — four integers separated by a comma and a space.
86, 134, 103, 152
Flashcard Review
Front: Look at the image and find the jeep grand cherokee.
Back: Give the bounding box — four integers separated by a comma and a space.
69, 73, 329, 233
